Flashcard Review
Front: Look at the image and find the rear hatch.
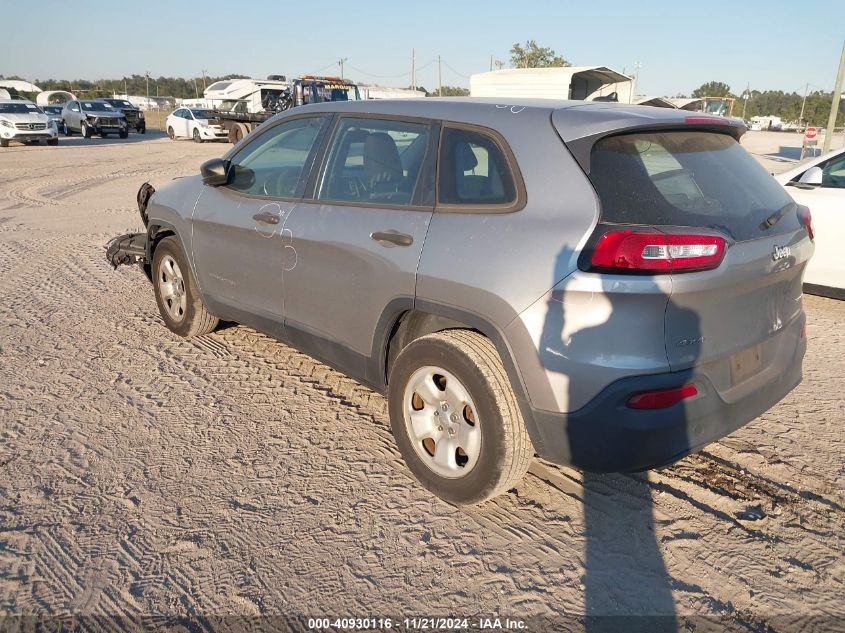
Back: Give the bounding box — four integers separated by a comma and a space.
582, 128, 812, 398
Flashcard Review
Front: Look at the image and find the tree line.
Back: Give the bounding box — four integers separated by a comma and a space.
686, 80, 842, 126
3, 56, 842, 126
0, 74, 250, 100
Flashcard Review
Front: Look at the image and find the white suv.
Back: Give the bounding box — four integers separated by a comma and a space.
0, 99, 59, 147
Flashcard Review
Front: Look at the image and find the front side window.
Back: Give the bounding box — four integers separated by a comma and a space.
227, 115, 327, 198
317, 117, 433, 207
821, 153, 845, 189
438, 127, 517, 206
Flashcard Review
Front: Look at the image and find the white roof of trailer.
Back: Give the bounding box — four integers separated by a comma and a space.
0, 80, 42, 93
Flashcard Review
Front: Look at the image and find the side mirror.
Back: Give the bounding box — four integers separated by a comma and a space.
200, 158, 230, 186
794, 166, 823, 189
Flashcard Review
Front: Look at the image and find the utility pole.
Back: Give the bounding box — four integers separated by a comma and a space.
201, 69, 207, 90
145, 72, 150, 105
630, 61, 641, 104
742, 82, 750, 119
823, 39, 845, 154
412, 49, 416, 91
799, 82, 809, 127
438, 55, 442, 96
193, 77, 198, 99
124, 78, 128, 98
338, 58, 347, 79
490, 55, 493, 71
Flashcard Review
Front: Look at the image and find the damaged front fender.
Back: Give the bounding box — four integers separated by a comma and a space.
105, 181, 157, 276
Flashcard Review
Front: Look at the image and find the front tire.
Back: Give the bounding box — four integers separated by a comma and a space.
0, 139, 8, 148
152, 237, 218, 338
81, 121, 92, 139
47, 138, 58, 146
192, 127, 203, 143
388, 330, 534, 505
119, 129, 128, 139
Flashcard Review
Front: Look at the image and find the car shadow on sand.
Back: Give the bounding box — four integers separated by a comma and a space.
536, 245, 703, 632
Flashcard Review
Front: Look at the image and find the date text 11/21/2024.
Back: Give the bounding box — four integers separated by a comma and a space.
306, 617, 527, 630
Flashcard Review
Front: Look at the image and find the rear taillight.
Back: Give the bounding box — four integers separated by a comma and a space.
684, 116, 726, 125
627, 384, 698, 410
797, 205, 814, 241
590, 230, 726, 273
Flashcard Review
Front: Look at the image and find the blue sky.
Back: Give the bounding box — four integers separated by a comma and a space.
2, 0, 843, 96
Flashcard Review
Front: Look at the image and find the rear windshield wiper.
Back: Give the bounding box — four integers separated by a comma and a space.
759, 202, 796, 231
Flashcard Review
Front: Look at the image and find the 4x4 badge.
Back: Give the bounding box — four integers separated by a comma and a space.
772, 245, 791, 261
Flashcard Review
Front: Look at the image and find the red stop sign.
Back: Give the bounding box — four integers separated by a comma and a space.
805, 127, 817, 139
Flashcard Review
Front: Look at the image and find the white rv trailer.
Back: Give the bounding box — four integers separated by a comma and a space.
470, 66, 633, 103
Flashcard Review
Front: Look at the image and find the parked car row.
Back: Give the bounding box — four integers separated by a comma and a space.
0, 98, 148, 146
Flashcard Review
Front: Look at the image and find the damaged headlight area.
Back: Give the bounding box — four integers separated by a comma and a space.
105, 232, 147, 268
105, 182, 156, 271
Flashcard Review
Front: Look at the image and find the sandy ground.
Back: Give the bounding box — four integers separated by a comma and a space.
0, 130, 843, 632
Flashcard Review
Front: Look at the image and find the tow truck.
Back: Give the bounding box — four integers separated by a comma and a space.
204, 75, 362, 143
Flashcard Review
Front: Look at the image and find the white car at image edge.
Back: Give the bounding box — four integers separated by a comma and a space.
0, 99, 59, 147
166, 107, 227, 142
775, 147, 845, 299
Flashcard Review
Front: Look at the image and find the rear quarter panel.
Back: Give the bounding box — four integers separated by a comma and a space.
415, 106, 602, 411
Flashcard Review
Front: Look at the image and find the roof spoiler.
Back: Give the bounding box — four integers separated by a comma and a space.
564, 118, 746, 175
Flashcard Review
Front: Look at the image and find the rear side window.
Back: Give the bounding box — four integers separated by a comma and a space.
438, 127, 517, 207
589, 131, 799, 241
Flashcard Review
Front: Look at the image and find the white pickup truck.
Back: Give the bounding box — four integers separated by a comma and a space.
0, 99, 58, 147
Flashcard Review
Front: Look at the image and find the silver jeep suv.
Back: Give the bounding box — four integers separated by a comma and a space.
107, 99, 812, 504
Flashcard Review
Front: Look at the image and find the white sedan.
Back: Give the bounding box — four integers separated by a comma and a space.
776, 147, 845, 299
165, 108, 227, 142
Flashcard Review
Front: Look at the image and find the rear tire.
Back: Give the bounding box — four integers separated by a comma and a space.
387, 330, 534, 505
230, 123, 248, 143
152, 236, 218, 338
167, 126, 175, 140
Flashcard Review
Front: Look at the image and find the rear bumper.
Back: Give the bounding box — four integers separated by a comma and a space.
529, 333, 806, 472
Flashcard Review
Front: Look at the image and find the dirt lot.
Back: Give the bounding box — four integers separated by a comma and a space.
0, 131, 843, 631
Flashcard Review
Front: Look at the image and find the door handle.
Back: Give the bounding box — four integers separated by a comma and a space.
252, 212, 280, 225
371, 230, 413, 247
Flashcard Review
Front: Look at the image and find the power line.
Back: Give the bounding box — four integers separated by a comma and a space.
346, 64, 412, 79
306, 61, 340, 75
346, 59, 437, 80
440, 59, 471, 80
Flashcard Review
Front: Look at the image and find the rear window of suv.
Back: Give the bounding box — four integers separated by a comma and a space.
589, 131, 799, 242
